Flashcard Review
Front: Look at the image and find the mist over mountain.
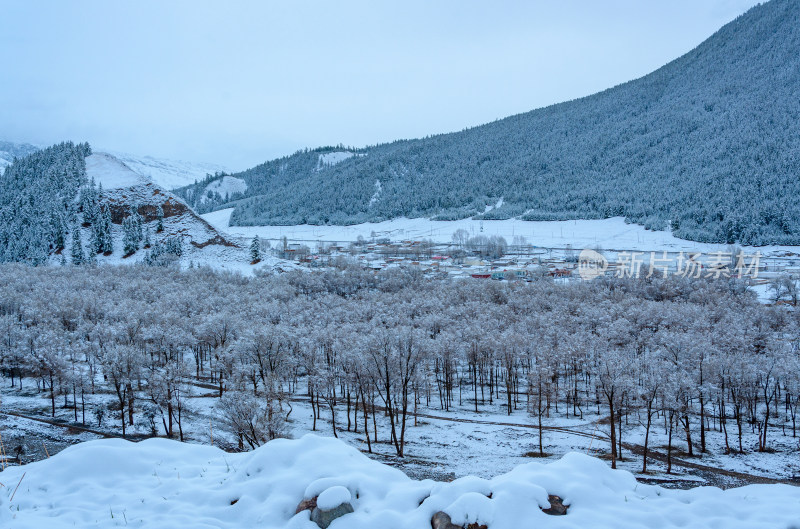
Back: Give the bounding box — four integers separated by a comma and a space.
177, 0, 800, 246
0, 140, 39, 173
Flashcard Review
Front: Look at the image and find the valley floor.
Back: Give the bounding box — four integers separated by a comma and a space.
202, 209, 800, 259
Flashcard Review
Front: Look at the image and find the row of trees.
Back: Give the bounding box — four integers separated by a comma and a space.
0, 264, 798, 471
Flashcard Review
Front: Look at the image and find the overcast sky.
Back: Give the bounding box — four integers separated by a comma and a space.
0, 0, 760, 170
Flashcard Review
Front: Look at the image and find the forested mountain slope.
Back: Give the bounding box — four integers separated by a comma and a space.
0, 142, 91, 264
177, 0, 800, 245
0, 146, 236, 265
0, 140, 226, 189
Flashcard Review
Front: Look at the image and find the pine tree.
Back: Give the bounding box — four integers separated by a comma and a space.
91, 217, 104, 254
0, 142, 90, 264
130, 205, 143, 242
53, 215, 66, 251
122, 205, 143, 256
156, 204, 164, 233
101, 206, 113, 254
82, 178, 99, 226
71, 226, 84, 265
250, 236, 261, 263
122, 217, 137, 256
144, 226, 152, 248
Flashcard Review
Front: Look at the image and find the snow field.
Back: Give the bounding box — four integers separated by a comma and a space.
86, 153, 149, 189
106, 150, 229, 190
201, 209, 800, 259
1, 435, 799, 529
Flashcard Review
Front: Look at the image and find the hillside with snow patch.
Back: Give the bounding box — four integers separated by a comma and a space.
316, 151, 361, 170
0, 435, 798, 528
200, 175, 248, 203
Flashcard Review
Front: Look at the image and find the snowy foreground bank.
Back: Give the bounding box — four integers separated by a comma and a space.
1, 435, 798, 529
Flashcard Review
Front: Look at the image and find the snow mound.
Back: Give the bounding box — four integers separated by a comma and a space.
316, 486, 352, 510
86, 153, 148, 189
1, 435, 798, 528
201, 176, 248, 203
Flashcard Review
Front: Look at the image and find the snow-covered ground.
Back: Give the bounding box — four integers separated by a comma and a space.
1, 434, 798, 529
106, 150, 228, 190
200, 176, 247, 203
202, 208, 800, 259
86, 153, 150, 189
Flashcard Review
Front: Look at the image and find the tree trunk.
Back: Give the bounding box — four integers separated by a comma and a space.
666, 412, 673, 474
699, 394, 706, 453
328, 396, 338, 438
608, 394, 617, 469
49, 372, 56, 417
642, 404, 652, 473
360, 387, 371, 453
682, 414, 693, 456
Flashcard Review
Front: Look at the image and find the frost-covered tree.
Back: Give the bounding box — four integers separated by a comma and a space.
155, 204, 164, 233
81, 178, 100, 227
70, 226, 84, 265
122, 206, 143, 256
250, 236, 261, 263
0, 263, 797, 463
143, 237, 182, 267
217, 390, 286, 449
101, 206, 113, 254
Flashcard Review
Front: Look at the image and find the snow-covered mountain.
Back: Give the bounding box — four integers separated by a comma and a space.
106, 150, 228, 190
0, 141, 227, 189
178, 0, 800, 246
